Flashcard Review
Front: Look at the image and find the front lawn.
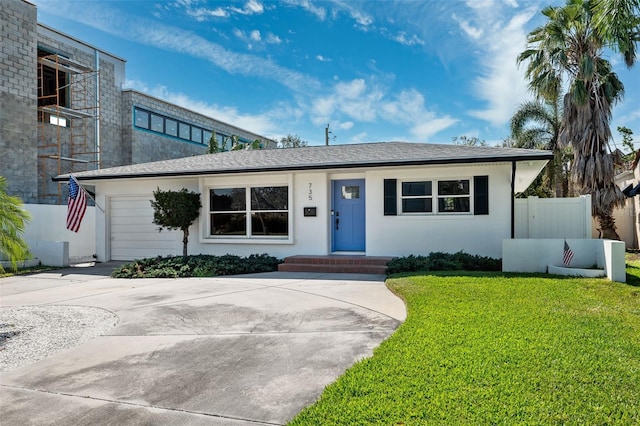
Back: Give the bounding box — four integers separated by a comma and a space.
290, 266, 640, 425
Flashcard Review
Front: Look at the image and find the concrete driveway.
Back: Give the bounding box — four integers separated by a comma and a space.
0, 264, 405, 425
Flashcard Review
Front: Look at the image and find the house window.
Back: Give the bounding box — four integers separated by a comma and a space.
135, 109, 150, 129
209, 186, 289, 237
133, 107, 216, 144
178, 122, 190, 140
203, 130, 212, 144
401, 181, 433, 213
251, 187, 288, 236
150, 114, 164, 133
437, 180, 470, 213
387, 177, 486, 216
166, 119, 178, 137
342, 186, 360, 199
191, 127, 203, 144
210, 188, 246, 236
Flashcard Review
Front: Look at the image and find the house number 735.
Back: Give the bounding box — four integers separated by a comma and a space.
308, 183, 313, 200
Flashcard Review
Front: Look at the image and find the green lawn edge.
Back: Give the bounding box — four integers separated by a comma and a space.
289, 265, 640, 425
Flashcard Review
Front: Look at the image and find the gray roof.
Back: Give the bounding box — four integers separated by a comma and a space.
54, 142, 553, 182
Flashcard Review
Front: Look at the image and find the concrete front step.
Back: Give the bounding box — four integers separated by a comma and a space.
278, 255, 393, 274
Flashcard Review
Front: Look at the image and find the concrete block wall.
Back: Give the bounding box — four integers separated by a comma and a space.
36, 25, 126, 203
0, 0, 38, 203
123, 90, 276, 164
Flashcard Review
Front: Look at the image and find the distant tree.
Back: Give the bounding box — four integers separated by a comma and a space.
150, 188, 201, 257
207, 132, 220, 154
451, 136, 487, 146
279, 134, 308, 148
617, 126, 637, 164
208, 132, 264, 153
510, 96, 570, 197
0, 176, 31, 272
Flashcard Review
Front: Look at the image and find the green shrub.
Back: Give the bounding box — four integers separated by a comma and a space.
386, 251, 501, 275
111, 253, 281, 278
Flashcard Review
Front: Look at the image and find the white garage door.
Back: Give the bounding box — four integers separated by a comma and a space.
110, 196, 180, 261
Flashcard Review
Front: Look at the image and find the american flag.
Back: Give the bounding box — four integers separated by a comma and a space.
563, 240, 574, 266
66, 176, 87, 233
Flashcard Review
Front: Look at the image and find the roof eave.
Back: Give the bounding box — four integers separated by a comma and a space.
53, 153, 554, 183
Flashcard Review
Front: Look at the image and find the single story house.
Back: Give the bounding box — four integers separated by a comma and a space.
54, 142, 552, 261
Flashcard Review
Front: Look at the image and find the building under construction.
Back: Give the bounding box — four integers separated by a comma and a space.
1, 0, 275, 205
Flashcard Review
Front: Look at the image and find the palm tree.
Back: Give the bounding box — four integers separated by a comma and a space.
518, 0, 633, 239
592, 0, 639, 68
0, 176, 31, 272
510, 96, 569, 197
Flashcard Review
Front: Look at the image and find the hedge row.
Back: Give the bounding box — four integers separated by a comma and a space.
111, 254, 280, 278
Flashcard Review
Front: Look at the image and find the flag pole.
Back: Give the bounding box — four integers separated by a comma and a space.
70, 175, 105, 213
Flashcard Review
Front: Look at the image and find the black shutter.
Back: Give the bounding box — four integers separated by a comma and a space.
474, 176, 489, 215
384, 179, 397, 216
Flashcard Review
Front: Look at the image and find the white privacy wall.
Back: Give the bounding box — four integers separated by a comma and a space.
23, 203, 96, 260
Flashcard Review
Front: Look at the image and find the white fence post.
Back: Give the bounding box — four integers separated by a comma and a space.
581, 195, 591, 239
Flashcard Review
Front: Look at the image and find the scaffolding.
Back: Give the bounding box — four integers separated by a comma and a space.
37, 53, 99, 204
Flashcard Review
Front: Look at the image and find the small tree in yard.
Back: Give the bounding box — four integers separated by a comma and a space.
150, 188, 201, 257
0, 176, 31, 272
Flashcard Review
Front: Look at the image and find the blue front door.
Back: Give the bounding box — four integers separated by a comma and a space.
332, 179, 365, 251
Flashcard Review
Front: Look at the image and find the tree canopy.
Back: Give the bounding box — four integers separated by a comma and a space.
279, 134, 308, 148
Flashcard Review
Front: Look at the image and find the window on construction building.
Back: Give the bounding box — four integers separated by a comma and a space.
37, 49, 69, 109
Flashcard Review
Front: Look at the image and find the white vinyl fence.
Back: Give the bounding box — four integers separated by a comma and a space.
515, 195, 592, 239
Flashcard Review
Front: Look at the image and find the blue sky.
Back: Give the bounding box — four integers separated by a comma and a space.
34, 0, 639, 148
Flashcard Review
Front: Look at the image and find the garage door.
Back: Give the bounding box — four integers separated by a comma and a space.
110, 196, 180, 261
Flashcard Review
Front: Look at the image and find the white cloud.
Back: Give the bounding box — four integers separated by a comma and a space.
457, 6, 538, 126
311, 79, 457, 140
282, 0, 327, 21
393, 31, 425, 47
410, 118, 460, 140
316, 54, 332, 62
245, 0, 264, 14
234, 29, 282, 46
347, 132, 369, 144
173, 0, 263, 21
339, 121, 354, 130
265, 33, 282, 44
452, 13, 484, 40
184, 6, 229, 21
230, 0, 265, 15
37, 2, 319, 93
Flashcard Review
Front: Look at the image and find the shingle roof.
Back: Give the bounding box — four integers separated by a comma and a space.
53, 141, 553, 182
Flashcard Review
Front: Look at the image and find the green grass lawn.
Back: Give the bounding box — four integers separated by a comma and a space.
290, 263, 640, 425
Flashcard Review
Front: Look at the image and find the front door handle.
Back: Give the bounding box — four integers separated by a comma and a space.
335, 218, 339, 230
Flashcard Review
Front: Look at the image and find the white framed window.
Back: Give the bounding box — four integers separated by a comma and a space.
401, 181, 433, 213
437, 180, 470, 213
398, 179, 471, 215
209, 186, 289, 238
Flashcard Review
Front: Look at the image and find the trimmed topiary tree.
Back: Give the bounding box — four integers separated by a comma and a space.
150, 188, 201, 257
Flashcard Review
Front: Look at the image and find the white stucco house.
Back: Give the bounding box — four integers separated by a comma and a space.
54, 142, 552, 262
